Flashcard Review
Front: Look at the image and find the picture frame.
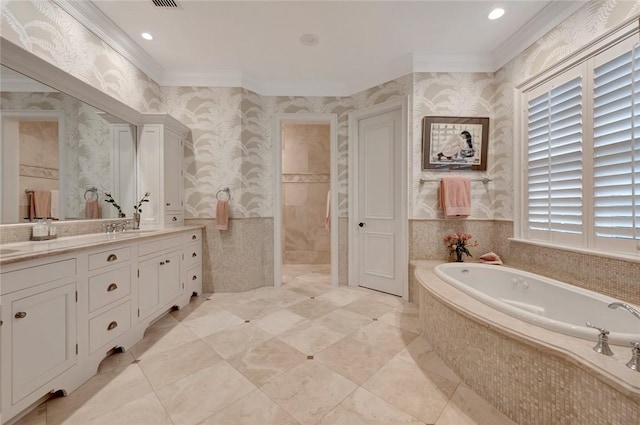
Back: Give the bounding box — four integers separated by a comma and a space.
421, 116, 489, 171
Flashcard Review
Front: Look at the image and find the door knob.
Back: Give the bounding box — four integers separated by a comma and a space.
358, 222, 366, 228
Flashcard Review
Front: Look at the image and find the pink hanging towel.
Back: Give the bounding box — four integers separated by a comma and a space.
216, 199, 230, 230
438, 177, 471, 218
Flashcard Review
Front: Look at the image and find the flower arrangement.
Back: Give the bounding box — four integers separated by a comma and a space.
104, 192, 125, 217
134, 192, 151, 215
444, 232, 478, 262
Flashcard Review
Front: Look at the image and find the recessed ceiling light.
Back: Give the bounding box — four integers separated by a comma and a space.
488, 8, 505, 20
300, 34, 319, 47
141, 32, 153, 41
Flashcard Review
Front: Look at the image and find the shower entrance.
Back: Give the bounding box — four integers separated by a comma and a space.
274, 114, 338, 287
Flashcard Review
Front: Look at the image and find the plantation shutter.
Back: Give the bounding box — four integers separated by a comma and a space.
593, 45, 640, 247
527, 76, 584, 240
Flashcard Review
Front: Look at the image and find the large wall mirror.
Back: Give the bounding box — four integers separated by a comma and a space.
0, 42, 140, 224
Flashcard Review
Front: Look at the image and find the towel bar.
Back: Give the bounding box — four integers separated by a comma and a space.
216, 187, 231, 201
420, 177, 492, 184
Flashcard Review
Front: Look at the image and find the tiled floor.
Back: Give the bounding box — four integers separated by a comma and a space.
15, 265, 516, 425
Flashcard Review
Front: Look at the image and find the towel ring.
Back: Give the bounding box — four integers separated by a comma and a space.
84, 187, 98, 201
216, 187, 231, 201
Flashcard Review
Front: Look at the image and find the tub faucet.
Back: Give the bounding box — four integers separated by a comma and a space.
585, 322, 613, 356
608, 302, 640, 320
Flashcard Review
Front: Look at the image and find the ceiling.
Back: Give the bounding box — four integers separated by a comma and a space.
59, 1, 586, 96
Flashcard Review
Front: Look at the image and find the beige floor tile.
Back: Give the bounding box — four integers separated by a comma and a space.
202, 323, 273, 358
341, 298, 396, 319
363, 291, 404, 307
197, 389, 299, 425
261, 361, 357, 425
248, 286, 309, 308
84, 392, 172, 425
286, 282, 335, 298
228, 338, 307, 386
96, 350, 134, 375
395, 337, 460, 384
362, 357, 459, 423
277, 321, 346, 355
253, 309, 309, 335
171, 298, 223, 322
156, 361, 256, 425
318, 387, 423, 425
148, 312, 181, 329
139, 339, 222, 389
351, 321, 418, 355
46, 365, 154, 425
435, 385, 517, 425
315, 308, 374, 335
315, 336, 393, 384
13, 403, 46, 425
285, 298, 338, 320
206, 291, 259, 307
316, 287, 368, 306
395, 301, 419, 315
378, 310, 422, 334
225, 298, 283, 320
129, 322, 200, 360
181, 309, 244, 338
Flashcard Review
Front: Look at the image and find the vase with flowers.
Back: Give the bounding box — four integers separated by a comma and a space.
132, 192, 150, 229
444, 232, 478, 262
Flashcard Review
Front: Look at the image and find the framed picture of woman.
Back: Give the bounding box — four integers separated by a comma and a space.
421, 116, 489, 170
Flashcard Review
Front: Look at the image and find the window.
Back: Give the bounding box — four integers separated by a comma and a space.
519, 31, 639, 256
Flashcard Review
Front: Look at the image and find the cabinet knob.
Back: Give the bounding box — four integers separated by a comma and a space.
166, 203, 171, 206
107, 283, 118, 292
172, 216, 178, 222
192, 275, 198, 280
160, 261, 165, 266
192, 252, 197, 258
15, 312, 27, 319
166, 259, 171, 264
192, 235, 197, 240
107, 321, 118, 331
107, 254, 118, 262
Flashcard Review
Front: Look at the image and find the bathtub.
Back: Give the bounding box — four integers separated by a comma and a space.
434, 263, 640, 346
415, 261, 640, 425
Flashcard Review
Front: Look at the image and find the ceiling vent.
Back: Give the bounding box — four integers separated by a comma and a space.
152, 0, 182, 9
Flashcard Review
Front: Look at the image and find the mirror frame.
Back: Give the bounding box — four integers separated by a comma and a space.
1, 37, 143, 225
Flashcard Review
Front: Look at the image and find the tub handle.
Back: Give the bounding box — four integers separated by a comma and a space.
586, 322, 613, 356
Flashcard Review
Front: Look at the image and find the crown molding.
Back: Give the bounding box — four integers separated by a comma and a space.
491, 0, 587, 70
413, 54, 495, 73
52, 0, 164, 84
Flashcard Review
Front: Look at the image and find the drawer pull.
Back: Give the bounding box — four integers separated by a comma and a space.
166, 259, 171, 264
107, 254, 118, 262
107, 283, 118, 292
166, 203, 171, 206
172, 216, 178, 222
192, 275, 198, 280
107, 321, 118, 331
15, 312, 27, 319
192, 252, 197, 258
192, 235, 197, 240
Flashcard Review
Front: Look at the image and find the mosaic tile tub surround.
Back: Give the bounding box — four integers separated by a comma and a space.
414, 262, 640, 425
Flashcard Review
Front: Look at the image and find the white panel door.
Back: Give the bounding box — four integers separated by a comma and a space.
357, 108, 403, 296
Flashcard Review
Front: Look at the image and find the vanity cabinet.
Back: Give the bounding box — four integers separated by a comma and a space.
138, 114, 190, 228
183, 229, 203, 296
0, 227, 202, 423
1, 259, 78, 419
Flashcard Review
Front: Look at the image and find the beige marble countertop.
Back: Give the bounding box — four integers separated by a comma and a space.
0, 225, 204, 266
412, 260, 640, 402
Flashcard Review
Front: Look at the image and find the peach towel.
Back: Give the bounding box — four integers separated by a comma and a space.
29, 190, 51, 221
85, 199, 102, 219
438, 177, 471, 218
216, 199, 230, 230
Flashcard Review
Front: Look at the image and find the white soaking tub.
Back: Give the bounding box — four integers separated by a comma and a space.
434, 263, 640, 346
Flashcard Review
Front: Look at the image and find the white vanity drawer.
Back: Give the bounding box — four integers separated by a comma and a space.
88, 265, 131, 313
183, 229, 202, 244
89, 301, 131, 353
1, 258, 76, 295
184, 243, 202, 268
165, 213, 183, 226
138, 236, 182, 257
186, 264, 202, 295
88, 246, 131, 271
